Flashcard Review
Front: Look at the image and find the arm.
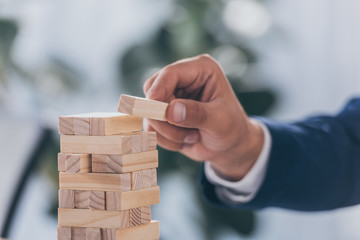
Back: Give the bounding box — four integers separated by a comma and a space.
202, 98, 360, 211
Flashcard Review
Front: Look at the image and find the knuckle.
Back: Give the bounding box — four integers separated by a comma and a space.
189, 103, 207, 125
160, 66, 178, 81
197, 54, 216, 65
198, 53, 212, 60
196, 54, 220, 73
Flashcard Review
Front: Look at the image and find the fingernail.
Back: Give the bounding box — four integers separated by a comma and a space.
172, 102, 186, 123
184, 132, 199, 144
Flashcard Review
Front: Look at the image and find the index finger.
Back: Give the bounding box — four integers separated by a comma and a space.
145, 54, 216, 103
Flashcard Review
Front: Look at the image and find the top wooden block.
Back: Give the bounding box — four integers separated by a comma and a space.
118, 94, 168, 121
58, 112, 143, 136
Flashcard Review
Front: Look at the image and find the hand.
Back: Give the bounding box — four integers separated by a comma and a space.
143, 54, 264, 181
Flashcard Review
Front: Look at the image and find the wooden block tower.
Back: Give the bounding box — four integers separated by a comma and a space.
57, 95, 168, 240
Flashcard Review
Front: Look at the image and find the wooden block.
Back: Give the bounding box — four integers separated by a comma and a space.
86, 228, 101, 240
130, 206, 151, 227
89, 117, 104, 136
58, 208, 130, 229
65, 153, 81, 173
121, 135, 132, 154
118, 94, 168, 121
106, 186, 160, 211
119, 150, 158, 168
116, 221, 159, 240
72, 227, 87, 240
60, 112, 143, 136
141, 132, 157, 151
75, 190, 90, 209
141, 206, 151, 224
92, 154, 117, 173
65, 154, 91, 173
80, 155, 92, 173
131, 169, 157, 190
60, 172, 131, 191
89, 191, 105, 210
59, 116, 74, 135
60, 133, 144, 155
58, 153, 66, 172
89, 112, 143, 136
131, 134, 142, 153
92, 150, 158, 174
57, 226, 71, 240
74, 117, 90, 135
130, 208, 142, 227
105, 192, 120, 211
59, 189, 74, 208
102, 229, 116, 240
120, 186, 159, 210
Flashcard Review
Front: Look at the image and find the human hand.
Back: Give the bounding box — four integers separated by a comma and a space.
143, 54, 264, 181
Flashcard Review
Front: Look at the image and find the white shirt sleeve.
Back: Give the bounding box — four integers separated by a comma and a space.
204, 120, 272, 205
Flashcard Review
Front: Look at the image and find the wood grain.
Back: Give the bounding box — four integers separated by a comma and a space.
105, 186, 160, 211
59, 112, 142, 136
60, 133, 144, 155
90, 113, 142, 136
131, 169, 157, 190
130, 206, 151, 227
105, 191, 121, 211
65, 154, 91, 173
118, 94, 168, 121
59, 172, 131, 192
115, 221, 159, 240
57, 226, 71, 240
72, 227, 86, 240
59, 189, 74, 209
102, 229, 116, 240
58, 153, 66, 172
120, 150, 158, 167
141, 206, 151, 224
59, 116, 74, 135
90, 117, 105, 136
73, 117, 90, 135
141, 132, 157, 151
86, 228, 101, 240
75, 190, 90, 209
58, 208, 130, 229
89, 191, 105, 210
65, 154, 81, 173
131, 134, 142, 153
92, 150, 158, 174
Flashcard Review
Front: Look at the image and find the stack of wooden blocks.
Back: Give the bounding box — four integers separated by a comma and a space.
57, 95, 168, 240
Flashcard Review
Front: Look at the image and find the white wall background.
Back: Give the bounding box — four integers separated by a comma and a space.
256, 0, 360, 120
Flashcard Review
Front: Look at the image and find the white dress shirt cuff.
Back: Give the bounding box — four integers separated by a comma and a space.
204, 119, 272, 205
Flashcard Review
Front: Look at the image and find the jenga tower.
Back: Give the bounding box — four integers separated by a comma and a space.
57, 95, 168, 240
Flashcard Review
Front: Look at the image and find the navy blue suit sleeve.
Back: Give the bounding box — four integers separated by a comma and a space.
201, 97, 360, 211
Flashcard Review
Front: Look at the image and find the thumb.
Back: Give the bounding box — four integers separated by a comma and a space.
167, 99, 211, 129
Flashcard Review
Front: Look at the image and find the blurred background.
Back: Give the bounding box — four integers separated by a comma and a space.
0, 0, 360, 239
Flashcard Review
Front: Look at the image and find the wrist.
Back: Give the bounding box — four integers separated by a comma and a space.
210, 118, 265, 181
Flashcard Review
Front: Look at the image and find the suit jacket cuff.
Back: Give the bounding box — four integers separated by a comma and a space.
202, 119, 272, 205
